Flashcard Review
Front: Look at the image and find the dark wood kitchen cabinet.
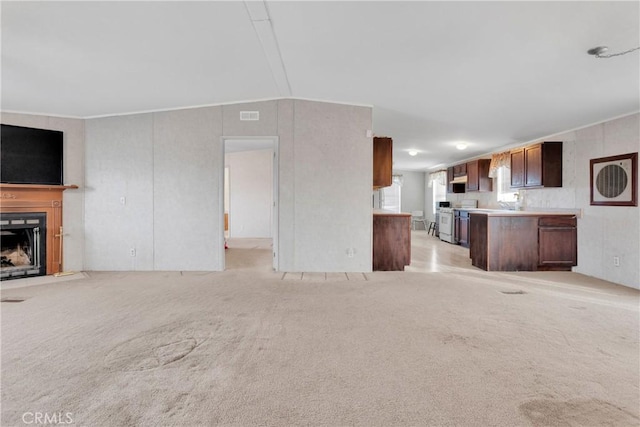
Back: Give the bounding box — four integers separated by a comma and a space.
373, 211, 411, 271
538, 216, 577, 268
459, 210, 470, 248
510, 142, 563, 188
373, 137, 393, 189
510, 149, 525, 188
453, 163, 467, 177
470, 211, 577, 271
454, 210, 470, 247
466, 159, 493, 192
447, 167, 465, 194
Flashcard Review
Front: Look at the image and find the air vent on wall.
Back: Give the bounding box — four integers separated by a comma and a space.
240, 111, 260, 121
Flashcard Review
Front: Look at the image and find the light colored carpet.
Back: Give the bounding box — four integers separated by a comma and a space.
225, 238, 273, 272
1, 236, 639, 426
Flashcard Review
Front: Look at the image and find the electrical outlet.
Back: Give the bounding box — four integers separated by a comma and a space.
120, 196, 126, 205
613, 256, 620, 267
130, 248, 136, 257
346, 248, 355, 258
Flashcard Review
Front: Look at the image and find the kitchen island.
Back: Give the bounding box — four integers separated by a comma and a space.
469, 210, 577, 271
373, 210, 411, 271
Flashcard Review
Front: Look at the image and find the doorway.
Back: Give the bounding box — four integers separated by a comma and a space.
221, 137, 278, 271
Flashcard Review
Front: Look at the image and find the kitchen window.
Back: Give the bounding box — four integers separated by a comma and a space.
382, 176, 402, 213
428, 170, 447, 215
497, 166, 518, 202
432, 179, 446, 215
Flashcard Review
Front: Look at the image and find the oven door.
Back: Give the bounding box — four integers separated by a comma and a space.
439, 211, 453, 235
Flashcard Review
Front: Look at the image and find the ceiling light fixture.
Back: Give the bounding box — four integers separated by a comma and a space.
408, 150, 418, 156
456, 143, 468, 150
587, 45, 640, 58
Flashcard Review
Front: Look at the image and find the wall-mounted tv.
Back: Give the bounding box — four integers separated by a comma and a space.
1, 124, 64, 185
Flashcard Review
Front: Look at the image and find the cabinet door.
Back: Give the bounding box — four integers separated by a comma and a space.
466, 161, 479, 191
454, 163, 467, 177
540, 141, 563, 187
373, 137, 392, 188
510, 149, 525, 188
525, 144, 543, 187
459, 216, 469, 247
539, 227, 577, 266
447, 167, 455, 193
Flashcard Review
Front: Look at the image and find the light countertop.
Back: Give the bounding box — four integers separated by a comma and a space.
373, 209, 412, 216
466, 209, 579, 217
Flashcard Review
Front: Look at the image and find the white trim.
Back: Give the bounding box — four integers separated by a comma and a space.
283, 97, 373, 109
1, 97, 374, 120
440, 110, 640, 169
0, 110, 85, 120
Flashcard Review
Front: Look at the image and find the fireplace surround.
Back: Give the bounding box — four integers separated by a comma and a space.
0, 184, 77, 279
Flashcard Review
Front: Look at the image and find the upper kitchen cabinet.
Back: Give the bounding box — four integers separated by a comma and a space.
373, 137, 393, 189
447, 167, 465, 194
453, 163, 467, 177
466, 159, 492, 192
511, 141, 563, 188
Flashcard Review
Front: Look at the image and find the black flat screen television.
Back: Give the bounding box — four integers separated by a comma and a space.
1, 124, 64, 185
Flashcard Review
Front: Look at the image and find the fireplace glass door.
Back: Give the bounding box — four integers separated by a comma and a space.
0, 212, 47, 280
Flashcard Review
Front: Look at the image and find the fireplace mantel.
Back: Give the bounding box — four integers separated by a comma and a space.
1, 183, 78, 275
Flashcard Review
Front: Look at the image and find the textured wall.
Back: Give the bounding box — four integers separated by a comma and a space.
394, 170, 426, 217
84, 114, 154, 270
153, 107, 223, 271
1, 112, 85, 272
276, 100, 296, 271
81, 99, 372, 272
529, 114, 639, 289
292, 100, 372, 272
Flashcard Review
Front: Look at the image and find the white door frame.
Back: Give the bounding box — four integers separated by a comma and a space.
219, 136, 279, 271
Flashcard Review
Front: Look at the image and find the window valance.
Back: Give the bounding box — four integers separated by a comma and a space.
488, 151, 511, 178
428, 170, 447, 187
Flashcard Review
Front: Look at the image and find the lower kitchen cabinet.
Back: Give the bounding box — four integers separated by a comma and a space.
373, 211, 411, 271
470, 212, 577, 271
459, 211, 470, 248
454, 210, 470, 248
538, 216, 577, 268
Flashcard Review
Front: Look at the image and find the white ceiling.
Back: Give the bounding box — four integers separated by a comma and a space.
2, 1, 639, 170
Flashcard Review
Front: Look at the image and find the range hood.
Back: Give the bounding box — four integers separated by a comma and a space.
450, 175, 467, 184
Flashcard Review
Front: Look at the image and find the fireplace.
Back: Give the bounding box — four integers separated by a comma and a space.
1, 212, 47, 280
0, 183, 77, 278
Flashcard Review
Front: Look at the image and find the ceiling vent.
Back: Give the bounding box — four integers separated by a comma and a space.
240, 111, 260, 121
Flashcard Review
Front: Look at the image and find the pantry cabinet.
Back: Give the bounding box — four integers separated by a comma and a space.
510, 142, 562, 188
373, 137, 393, 189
